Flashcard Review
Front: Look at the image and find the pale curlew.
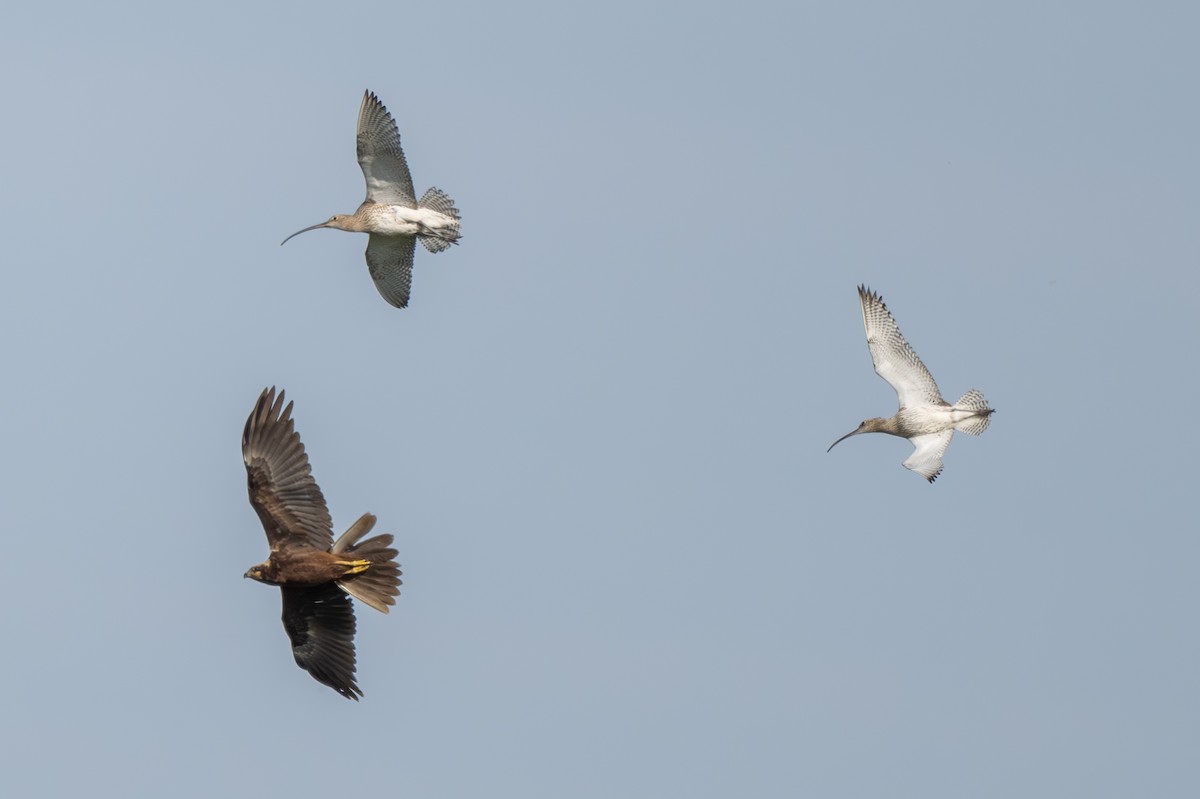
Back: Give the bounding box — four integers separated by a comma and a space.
282, 90, 461, 309
828, 285, 994, 483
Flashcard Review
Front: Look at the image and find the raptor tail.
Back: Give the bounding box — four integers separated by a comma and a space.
333, 513, 402, 613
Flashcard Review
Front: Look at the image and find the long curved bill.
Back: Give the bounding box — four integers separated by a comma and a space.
281, 221, 331, 246
827, 428, 862, 453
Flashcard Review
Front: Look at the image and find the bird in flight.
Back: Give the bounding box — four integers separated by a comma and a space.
282, 90, 461, 308
828, 285, 995, 482
242, 387, 402, 699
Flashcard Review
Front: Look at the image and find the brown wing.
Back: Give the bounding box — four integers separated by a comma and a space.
281, 584, 361, 700
243, 387, 333, 551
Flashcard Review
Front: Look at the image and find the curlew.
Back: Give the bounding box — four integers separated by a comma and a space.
828, 285, 994, 483
282, 90, 461, 309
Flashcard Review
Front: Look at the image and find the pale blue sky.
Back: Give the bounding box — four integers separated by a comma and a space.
2, 2, 1198, 797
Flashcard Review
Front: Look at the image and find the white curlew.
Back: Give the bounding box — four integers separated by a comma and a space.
828, 285, 994, 483
282, 90, 461, 309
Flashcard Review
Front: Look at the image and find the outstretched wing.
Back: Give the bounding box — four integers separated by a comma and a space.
858, 285, 944, 409
243, 387, 333, 551
903, 430, 954, 483
365, 234, 416, 308
357, 90, 416, 208
281, 584, 361, 700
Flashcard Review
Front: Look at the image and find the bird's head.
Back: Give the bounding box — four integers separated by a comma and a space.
244, 563, 271, 583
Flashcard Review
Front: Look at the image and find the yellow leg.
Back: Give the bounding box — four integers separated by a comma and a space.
335, 559, 372, 576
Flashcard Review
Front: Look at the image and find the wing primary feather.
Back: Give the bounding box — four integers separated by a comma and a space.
857, 285, 945, 409
242, 388, 334, 550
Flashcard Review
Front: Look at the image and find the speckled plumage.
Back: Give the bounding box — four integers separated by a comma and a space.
282, 90, 461, 309
828, 286, 995, 483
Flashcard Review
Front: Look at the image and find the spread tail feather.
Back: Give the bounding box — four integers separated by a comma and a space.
953, 389, 994, 436
332, 513, 377, 552
417, 186, 461, 253
333, 513, 402, 613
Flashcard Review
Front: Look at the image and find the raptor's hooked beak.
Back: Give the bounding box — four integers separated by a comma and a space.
281, 221, 332, 246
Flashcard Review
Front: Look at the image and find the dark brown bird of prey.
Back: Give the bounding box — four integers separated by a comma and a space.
242, 387, 401, 700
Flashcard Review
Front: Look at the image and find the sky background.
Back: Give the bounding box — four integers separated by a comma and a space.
2, 2, 1198, 797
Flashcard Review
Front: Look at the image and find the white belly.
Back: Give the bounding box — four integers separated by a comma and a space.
374, 206, 457, 237
898, 404, 985, 436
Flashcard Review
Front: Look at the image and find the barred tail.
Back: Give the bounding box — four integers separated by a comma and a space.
953, 389, 994, 436
417, 186, 461, 253
333, 513, 402, 614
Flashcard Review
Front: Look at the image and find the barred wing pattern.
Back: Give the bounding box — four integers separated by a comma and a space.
365, 234, 416, 308
858, 285, 945, 409
903, 430, 954, 483
356, 90, 416, 207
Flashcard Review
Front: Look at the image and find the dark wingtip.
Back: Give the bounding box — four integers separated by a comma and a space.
857, 284, 885, 307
